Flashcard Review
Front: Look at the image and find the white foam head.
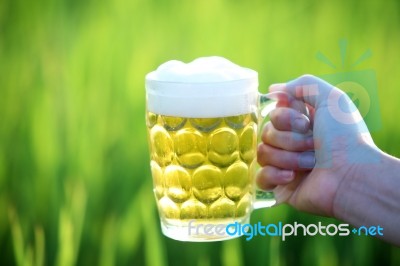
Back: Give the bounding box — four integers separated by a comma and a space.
145, 56, 258, 118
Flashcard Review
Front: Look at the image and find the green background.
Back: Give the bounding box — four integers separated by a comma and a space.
1, 0, 399, 265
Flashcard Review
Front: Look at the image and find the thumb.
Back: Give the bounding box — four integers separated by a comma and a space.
269, 74, 343, 109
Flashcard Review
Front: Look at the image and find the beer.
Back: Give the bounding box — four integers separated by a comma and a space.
147, 111, 258, 224
145, 56, 278, 241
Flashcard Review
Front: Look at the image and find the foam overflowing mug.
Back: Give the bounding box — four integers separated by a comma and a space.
145, 56, 284, 241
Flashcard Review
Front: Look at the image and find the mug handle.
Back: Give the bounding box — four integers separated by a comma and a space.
253, 91, 292, 209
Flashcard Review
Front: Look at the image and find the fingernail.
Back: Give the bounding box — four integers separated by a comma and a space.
293, 117, 308, 132
269, 83, 286, 92
298, 151, 316, 169
282, 170, 295, 182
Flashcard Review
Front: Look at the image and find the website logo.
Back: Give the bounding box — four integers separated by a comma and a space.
188, 220, 384, 241
316, 39, 381, 132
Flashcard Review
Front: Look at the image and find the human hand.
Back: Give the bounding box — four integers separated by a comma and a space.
257, 75, 377, 217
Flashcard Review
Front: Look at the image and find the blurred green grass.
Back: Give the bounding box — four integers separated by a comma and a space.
1, 0, 400, 265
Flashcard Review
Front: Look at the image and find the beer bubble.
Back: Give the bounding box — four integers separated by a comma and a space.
236, 193, 252, 217
150, 160, 164, 199
209, 197, 236, 219
223, 162, 249, 201
174, 128, 206, 168
240, 123, 257, 164
193, 165, 223, 203
150, 125, 174, 166
161, 115, 187, 131
190, 118, 222, 132
158, 196, 180, 219
208, 128, 239, 167
164, 165, 192, 203
180, 199, 208, 219
225, 114, 251, 129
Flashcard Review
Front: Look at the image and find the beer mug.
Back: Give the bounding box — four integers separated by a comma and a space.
145, 57, 286, 241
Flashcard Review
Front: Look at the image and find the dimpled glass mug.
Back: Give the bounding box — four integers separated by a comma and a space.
145, 56, 284, 241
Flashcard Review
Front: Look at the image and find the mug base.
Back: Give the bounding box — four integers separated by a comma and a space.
160, 216, 250, 242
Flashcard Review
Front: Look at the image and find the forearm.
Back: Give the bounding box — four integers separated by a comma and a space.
333, 146, 400, 246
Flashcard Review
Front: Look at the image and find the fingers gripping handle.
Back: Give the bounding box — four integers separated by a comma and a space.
253, 91, 290, 209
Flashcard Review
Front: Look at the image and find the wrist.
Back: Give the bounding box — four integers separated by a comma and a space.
332, 145, 400, 245
332, 144, 383, 223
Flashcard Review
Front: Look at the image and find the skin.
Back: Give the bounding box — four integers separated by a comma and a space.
257, 75, 400, 246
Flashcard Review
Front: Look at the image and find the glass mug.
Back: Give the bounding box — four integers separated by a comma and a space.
145, 62, 286, 241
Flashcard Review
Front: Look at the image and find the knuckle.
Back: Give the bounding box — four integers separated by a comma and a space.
257, 144, 269, 165
270, 108, 290, 128
280, 132, 309, 151
256, 168, 276, 190
257, 144, 277, 166
299, 74, 318, 84
269, 109, 279, 122
261, 122, 273, 142
280, 133, 298, 150
270, 108, 285, 120
278, 151, 297, 170
271, 108, 307, 132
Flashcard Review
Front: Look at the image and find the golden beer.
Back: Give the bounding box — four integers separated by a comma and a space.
146, 111, 258, 225
145, 56, 277, 241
